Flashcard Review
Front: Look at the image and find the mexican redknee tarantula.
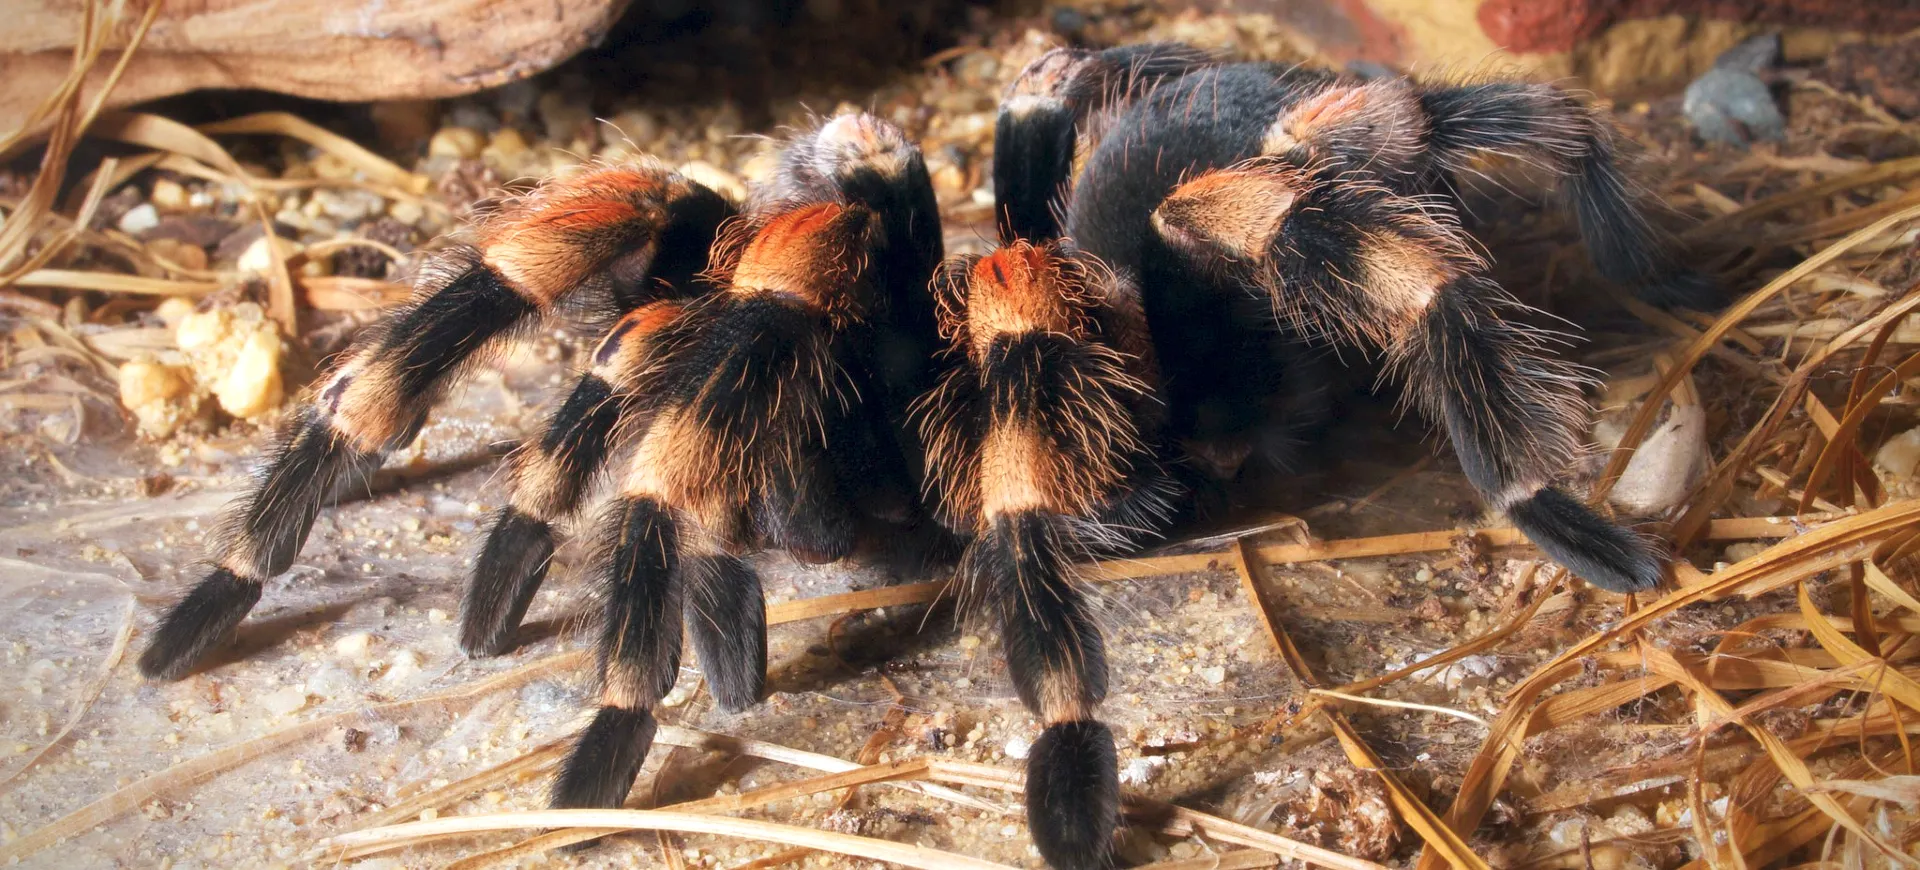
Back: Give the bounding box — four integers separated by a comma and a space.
139, 41, 1708, 869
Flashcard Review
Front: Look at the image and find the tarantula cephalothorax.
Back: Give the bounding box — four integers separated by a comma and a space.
137, 42, 1709, 869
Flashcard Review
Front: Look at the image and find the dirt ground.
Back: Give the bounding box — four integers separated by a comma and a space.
5, 5, 1920, 869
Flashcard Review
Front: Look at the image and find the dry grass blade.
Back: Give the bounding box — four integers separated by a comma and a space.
1799, 349, 1920, 513
301, 275, 410, 310
1326, 715, 1491, 870
82, 111, 298, 327
323, 808, 1017, 869
11, 269, 220, 296
767, 520, 1794, 627
199, 112, 429, 193
1228, 535, 1487, 866
1136, 850, 1282, 870
1595, 203, 1920, 501
1643, 643, 1914, 865
1685, 155, 1920, 238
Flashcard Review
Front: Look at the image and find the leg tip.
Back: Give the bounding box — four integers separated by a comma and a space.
551, 706, 658, 811
1507, 487, 1665, 594
138, 569, 263, 681
1027, 720, 1120, 870
459, 509, 556, 658
1638, 268, 1722, 312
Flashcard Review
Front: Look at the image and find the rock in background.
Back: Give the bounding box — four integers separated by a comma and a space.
1130, 0, 1918, 94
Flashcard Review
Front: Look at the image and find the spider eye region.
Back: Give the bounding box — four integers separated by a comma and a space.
1152, 168, 1300, 261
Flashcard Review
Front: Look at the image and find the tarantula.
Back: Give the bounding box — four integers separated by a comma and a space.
137, 42, 1708, 870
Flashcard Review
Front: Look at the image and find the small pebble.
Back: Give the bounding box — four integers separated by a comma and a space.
388, 199, 426, 226
1684, 67, 1784, 147
1199, 665, 1227, 685
214, 329, 285, 419
333, 632, 373, 660
428, 126, 485, 160
146, 237, 208, 272
1875, 426, 1920, 479
484, 128, 530, 161
118, 203, 160, 235
259, 685, 309, 717
606, 109, 660, 147
236, 235, 302, 275
150, 179, 189, 212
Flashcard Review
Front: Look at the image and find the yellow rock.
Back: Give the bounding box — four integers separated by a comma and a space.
154, 297, 197, 327
150, 178, 189, 212
146, 237, 208, 272
428, 126, 485, 160
175, 308, 233, 351
484, 127, 529, 160
118, 359, 198, 438
215, 329, 285, 419
236, 235, 302, 276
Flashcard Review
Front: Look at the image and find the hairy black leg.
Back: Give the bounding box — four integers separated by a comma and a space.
553, 496, 683, 816
976, 514, 1119, 870
681, 551, 767, 712
139, 407, 384, 680
461, 372, 620, 657
918, 245, 1158, 869
1419, 82, 1717, 308
1154, 160, 1664, 593
139, 168, 733, 682
462, 300, 693, 657
751, 442, 859, 566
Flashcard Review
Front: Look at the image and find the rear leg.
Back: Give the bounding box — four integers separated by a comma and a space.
1154, 161, 1664, 592
139, 167, 730, 681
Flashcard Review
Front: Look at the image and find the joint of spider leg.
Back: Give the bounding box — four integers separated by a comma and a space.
958, 242, 1093, 362
589, 299, 686, 388
1150, 165, 1304, 263
720, 202, 879, 323
1259, 79, 1428, 176
813, 112, 916, 182
1003, 47, 1097, 111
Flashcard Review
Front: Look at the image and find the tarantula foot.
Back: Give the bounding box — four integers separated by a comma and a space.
1637, 266, 1723, 311
1027, 721, 1121, 870
459, 507, 558, 658
552, 705, 658, 806
138, 568, 262, 681
1507, 487, 1665, 593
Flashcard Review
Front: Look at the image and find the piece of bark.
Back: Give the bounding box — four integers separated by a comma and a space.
2, 0, 632, 138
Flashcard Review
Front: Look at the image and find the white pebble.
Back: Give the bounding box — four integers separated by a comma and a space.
333, 632, 373, 660
117, 203, 160, 235
1875, 426, 1920, 479
259, 685, 309, 717
1199, 665, 1227, 685
1004, 736, 1030, 760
